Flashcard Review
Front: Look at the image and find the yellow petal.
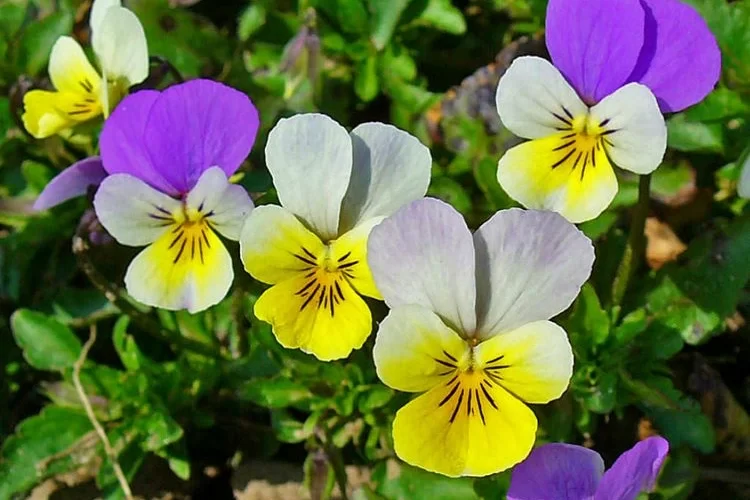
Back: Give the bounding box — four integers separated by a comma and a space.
374, 304, 469, 393
22, 90, 73, 139
240, 205, 327, 285
497, 132, 618, 223
48, 36, 102, 96
328, 217, 383, 300
124, 221, 233, 313
474, 321, 573, 404
254, 270, 372, 361
392, 369, 537, 477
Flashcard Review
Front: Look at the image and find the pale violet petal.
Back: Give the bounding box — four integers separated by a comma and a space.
265, 113, 352, 240
92, 6, 149, 86
185, 167, 253, 241
496, 56, 589, 140
595, 437, 669, 500
367, 198, 477, 335
739, 153, 750, 199
34, 157, 107, 211
93, 174, 181, 246
474, 208, 593, 337
590, 83, 666, 175
339, 122, 431, 232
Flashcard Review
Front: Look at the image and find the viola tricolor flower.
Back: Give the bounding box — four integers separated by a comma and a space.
23, 0, 148, 138
368, 198, 594, 477
90, 79, 259, 312
495, 0, 720, 223
240, 114, 431, 361
508, 436, 669, 500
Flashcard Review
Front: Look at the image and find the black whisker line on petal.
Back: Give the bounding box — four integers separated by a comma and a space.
551, 149, 576, 170
337, 251, 352, 262
173, 239, 187, 264
300, 285, 320, 311
442, 350, 458, 362
485, 355, 505, 365
439, 383, 460, 407
338, 260, 359, 269
302, 247, 317, 260
466, 389, 473, 416
572, 151, 583, 170
434, 358, 457, 369
480, 384, 498, 410
552, 112, 572, 127
562, 106, 574, 120
169, 231, 184, 249
450, 390, 465, 423
476, 389, 486, 424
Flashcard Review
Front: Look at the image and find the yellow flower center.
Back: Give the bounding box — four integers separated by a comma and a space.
432, 347, 508, 426
292, 245, 360, 318
548, 108, 614, 181
149, 203, 215, 265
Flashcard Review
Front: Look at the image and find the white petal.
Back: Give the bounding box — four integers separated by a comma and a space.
93, 174, 181, 246
185, 167, 254, 241
368, 198, 477, 335
473, 208, 594, 337
89, 0, 121, 34
739, 153, 750, 199
265, 113, 352, 240
339, 122, 432, 232
590, 83, 667, 175
93, 6, 149, 86
495, 56, 588, 140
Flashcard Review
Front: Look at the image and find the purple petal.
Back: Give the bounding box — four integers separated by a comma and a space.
33, 157, 107, 210
143, 79, 260, 194
595, 437, 669, 500
546, 0, 645, 104
627, 0, 721, 113
508, 443, 604, 500
99, 90, 179, 195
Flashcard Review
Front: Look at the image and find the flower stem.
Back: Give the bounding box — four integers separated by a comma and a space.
73, 325, 134, 500
611, 174, 651, 312
73, 222, 226, 361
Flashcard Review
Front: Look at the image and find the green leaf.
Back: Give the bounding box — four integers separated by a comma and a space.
0, 406, 93, 499
238, 4, 267, 41
415, 0, 467, 34
11, 309, 82, 371
357, 385, 394, 413
271, 409, 312, 443
355, 55, 380, 102
19, 11, 74, 75
667, 114, 725, 154
428, 176, 472, 215
684, 87, 749, 122
567, 284, 610, 348
369, 0, 412, 50
373, 460, 479, 500
303, 450, 337, 500
474, 157, 515, 211
612, 308, 648, 346
317, 0, 369, 35
572, 364, 618, 414
240, 378, 313, 409
155, 441, 191, 480
137, 410, 184, 452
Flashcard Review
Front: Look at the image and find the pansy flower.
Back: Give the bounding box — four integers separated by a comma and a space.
23, 0, 148, 138
89, 79, 259, 313
240, 114, 431, 361
495, 0, 721, 223
368, 198, 594, 477
508, 436, 669, 500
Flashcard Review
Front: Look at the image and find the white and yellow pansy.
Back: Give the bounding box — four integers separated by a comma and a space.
240, 113, 432, 361
23, 0, 148, 138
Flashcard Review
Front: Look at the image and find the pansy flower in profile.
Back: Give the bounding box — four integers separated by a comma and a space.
240, 114, 431, 361
368, 198, 594, 477
495, 0, 721, 223
23, 0, 148, 139
508, 436, 669, 500
88, 79, 259, 313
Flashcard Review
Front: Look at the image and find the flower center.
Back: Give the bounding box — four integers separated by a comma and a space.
148, 203, 215, 265
432, 347, 509, 426
548, 107, 614, 180
292, 245, 360, 317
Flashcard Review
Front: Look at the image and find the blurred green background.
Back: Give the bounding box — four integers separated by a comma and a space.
1, 0, 750, 498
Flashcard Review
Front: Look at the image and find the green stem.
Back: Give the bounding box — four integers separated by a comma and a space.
73, 231, 226, 361
325, 442, 350, 500
611, 174, 652, 311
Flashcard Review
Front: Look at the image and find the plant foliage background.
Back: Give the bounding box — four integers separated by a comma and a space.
1, 0, 750, 498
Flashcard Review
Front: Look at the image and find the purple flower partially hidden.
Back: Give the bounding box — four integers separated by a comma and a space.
508, 437, 670, 500
546, 0, 721, 112
33, 157, 107, 210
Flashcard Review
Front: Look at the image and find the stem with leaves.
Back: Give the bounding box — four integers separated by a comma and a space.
73, 326, 133, 499
611, 174, 652, 312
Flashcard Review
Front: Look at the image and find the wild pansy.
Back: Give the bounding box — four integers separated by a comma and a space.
239, 114, 431, 361
495, 0, 720, 223
508, 436, 669, 500
23, 0, 148, 139
90, 79, 259, 313
368, 198, 594, 477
